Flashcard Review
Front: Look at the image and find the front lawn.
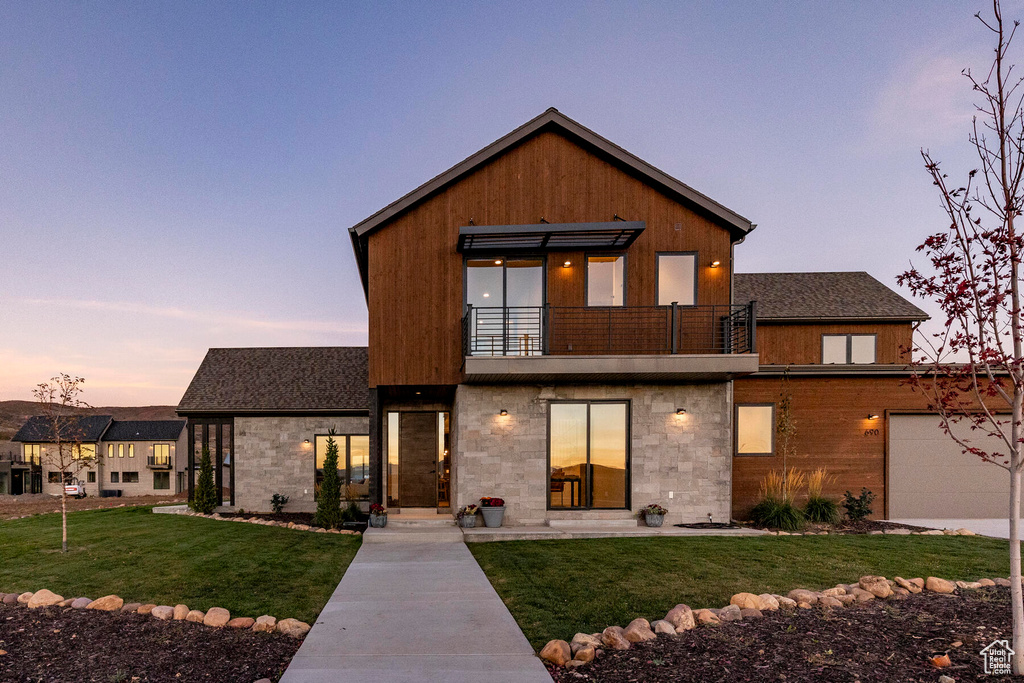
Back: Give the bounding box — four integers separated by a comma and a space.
469, 535, 1012, 647
0, 506, 360, 623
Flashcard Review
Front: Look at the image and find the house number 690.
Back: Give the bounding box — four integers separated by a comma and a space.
864, 428, 880, 437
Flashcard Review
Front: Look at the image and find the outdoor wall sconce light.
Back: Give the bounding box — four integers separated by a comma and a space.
303, 439, 310, 445
494, 259, 503, 265
499, 409, 508, 416
563, 260, 571, 268
676, 408, 687, 416
867, 414, 879, 420
710, 260, 721, 268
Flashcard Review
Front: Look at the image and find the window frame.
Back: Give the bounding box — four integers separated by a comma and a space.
128, 444, 134, 458
734, 403, 776, 457
153, 471, 170, 490
313, 433, 371, 500
546, 399, 632, 511
462, 255, 548, 310
87, 471, 96, 483
121, 471, 139, 484
655, 251, 699, 307
821, 333, 878, 365
110, 471, 120, 484
584, 253, 627, 307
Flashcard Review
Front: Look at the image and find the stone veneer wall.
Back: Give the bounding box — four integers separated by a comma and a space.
234, 415, 369, 513
453, 383, 732, 526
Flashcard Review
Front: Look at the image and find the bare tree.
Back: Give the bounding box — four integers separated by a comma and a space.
33, 374, 95, 553
898, 0, 1024, 672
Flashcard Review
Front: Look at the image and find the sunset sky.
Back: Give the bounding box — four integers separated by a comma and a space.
0, 1, 999, 405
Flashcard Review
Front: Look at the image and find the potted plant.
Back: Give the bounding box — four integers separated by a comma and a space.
368, 503, 388, 528
640, 503, 668, 527
479, 496, 506, 528
456, 504, 479, 528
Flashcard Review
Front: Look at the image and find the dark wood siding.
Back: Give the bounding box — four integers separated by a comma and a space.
366, 130, 736, 387
755, 322, 914, 366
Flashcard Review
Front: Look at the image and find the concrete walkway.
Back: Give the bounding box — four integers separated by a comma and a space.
279, 541, 552, 683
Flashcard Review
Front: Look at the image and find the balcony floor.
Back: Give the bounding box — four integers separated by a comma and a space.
463, 353, 760, 383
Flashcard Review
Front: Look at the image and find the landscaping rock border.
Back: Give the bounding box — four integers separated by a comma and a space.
173, 508, 360, 535
0, 590, 311, 639
540, 573, 1007, 669
762, 527, 977, 536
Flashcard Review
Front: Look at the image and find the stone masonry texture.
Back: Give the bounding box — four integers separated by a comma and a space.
453, 383, 732, 526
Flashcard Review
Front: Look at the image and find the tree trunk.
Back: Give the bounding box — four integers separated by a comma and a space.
1011, 465, 1023, 674
60, 485, 68, 557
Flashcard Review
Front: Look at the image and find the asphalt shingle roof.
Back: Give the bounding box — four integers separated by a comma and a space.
177, 347, 369, 414
12, 415, 112, 443
103, 420, 185, 441
734, 272, 929, 322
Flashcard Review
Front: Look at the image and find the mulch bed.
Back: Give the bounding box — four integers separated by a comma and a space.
0, 604, 300, 682
220, 510, 316, 525
551, 587, 1015, 682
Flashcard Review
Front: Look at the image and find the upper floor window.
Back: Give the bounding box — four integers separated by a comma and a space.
23, 444, 40, 465
587, 255, 625, 306
118, 444, 124, 458
154, 444, 170, 466
657, 253, 696, 306
128, 444, 134, 458
822, 334, 876, 364
465, 258, 544, 308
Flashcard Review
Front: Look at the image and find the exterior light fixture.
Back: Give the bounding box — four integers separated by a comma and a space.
710, 260, 721, 268
415, 391, 422, 395
499, 409, 508, 416
676, 408, 686, 416
494, 259, 502, 265
867, 414, 879, 420
303, 439, 310, 445
563, 261, 571, 268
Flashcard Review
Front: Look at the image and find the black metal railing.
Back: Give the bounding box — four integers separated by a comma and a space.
147, 455, 172, 469
463, 302, 756, 357
0, 451, 36, 465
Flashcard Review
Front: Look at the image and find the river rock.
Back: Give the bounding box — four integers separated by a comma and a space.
87, 595, 124, 611
27, 590, 64, 609
623, 618, 656, 642
173, 604, 189, 620
253, 615, 277, 632
601, 626, 630, 650
276, 618, 311, 638
664, 603, 695, 631
729, 592, 763, 610
926, 577, 956, 594
186, 610, 205, 622
204, 607, 231, 627
540, 639, 572, 666
227, 617, 255, 628
859, 575, 893, 598
151, 605, 174, 620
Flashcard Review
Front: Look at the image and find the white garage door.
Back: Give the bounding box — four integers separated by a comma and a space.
888, 414, 1015, 518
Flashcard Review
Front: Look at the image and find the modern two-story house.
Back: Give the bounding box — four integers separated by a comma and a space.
177, 108, 1011, 523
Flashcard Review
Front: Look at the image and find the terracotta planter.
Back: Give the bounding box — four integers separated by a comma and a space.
645, 513, 665, 527
369, 513, 388, 528
480, 506, 505, 528
458, 514, 477, 528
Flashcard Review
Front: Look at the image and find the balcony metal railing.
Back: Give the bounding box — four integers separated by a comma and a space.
463, 302, 756, 357
1, 451, 38, 466
147, 455, 172, 469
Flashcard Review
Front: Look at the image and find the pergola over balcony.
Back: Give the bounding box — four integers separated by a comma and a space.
457, 221, 645, 254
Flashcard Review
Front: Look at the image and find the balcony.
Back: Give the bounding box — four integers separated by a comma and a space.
462, 303, 759, 382
147, 455, 172, 469
1, 452, 37, 468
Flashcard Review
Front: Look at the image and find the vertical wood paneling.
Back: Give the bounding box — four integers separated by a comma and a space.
755, 323, 914, 366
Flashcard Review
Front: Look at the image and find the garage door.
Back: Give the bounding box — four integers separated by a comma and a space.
888, 414, 1015, 518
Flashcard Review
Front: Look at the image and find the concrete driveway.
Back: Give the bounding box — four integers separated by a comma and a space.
887, 518, 1011, 539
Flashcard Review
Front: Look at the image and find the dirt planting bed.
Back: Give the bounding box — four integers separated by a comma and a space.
551, 586, 1016, 682
0, 493, 185, 520
0, 603, 299, 682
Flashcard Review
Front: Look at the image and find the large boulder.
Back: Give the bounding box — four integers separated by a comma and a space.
821, 587, 846, 598
173, 604, 189, 620
652, 619, 676, 635
623, 618, 656, 642
718, 605, 743, 622
694, 609, 721, 625
151, 605, 174, 620
71, 597, 92, 609
739, 608, 763, 619
859, 576, 893, 599
774, 595, 797, 609
850, 587, 876, 602
757, 594, 780, 611
227, 617, 255, 629
87, 595, 124, 611
819, 596, 843, 608
2, 594, 19, 605
276, 618, 311, 638
570, 633, 602, 654
27, 589, 64, 609
137, 604, 156, 615
574, 646, 596, 663
185, 610, 205, 623
601, 626, 631, 650
894, 577, 922, 594
17, 592, 32, 604
926, 577, 956, 594
253, 615, 277, 632
664, 604, 695, 631
729, 593, 763, 610
121, 603, 142, 613
204, 607, 231, 627
540, 640, 572, 666
787, 589, 818, 605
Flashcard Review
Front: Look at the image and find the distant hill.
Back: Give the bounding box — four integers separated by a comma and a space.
0, 401, 179, 455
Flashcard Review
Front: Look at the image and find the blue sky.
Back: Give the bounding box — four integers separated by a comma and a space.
0, 1, 1001, 404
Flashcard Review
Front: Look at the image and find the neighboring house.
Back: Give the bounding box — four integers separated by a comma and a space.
175, 108, 1000, 522
10, 416, 187, 497
0, 445, 42, 495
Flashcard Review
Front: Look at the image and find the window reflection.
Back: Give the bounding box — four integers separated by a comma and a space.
549, 402, 628, 509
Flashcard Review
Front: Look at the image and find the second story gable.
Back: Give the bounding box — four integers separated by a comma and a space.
349, 109, 756, 387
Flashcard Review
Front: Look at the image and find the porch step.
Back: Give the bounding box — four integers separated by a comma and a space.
388, 508, 456, 527
362, 526, 464, 543
546, 518, 639, 529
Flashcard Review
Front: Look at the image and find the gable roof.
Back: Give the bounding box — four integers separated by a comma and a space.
103, 420, 185, 442
177, 347, 369, 415
12, 414, 113, 443
349, 108, 756, 295
734, 272, 929, 322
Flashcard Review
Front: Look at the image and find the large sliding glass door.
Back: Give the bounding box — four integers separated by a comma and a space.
466, 257, 544, 356
548, 401, 629, 509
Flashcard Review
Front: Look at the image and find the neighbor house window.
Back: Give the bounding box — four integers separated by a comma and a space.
657, 253, 697, 306
122, 472, 139, 484
128, 444, 134, 458
153, 444, 170, 466
822, 334, 876, 364
74, 444, 95, 460
154, 471, 170, 490
48, 472, 62, 484
87, 471, 96, 483
549, 401, 629, 510
107, 444, 113, 458
314, 434, 371, 500
24, 444, 40, 465
110, 472, 120, 484
118, 444, 124, 458
587, 255, 626, 306
735, 404, 775, 456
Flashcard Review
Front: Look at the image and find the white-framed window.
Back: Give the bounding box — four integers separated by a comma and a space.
656, 253, 697, 306
735, 404, 775, 456
587, 255, 626, 306
822, 334, 877, 364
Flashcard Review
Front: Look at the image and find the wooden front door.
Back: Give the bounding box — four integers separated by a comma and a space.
399, 412, 437, 507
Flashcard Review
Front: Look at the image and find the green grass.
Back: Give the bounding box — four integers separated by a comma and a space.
0, 506, 360, 623
470, 535, 1013, 647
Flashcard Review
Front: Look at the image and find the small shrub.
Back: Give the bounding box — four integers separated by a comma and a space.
270, 493, 289, 514
750, 497, 804, 531
804, 497, 841, 524
760, 468, 805, 505
842, 488, 876, 522
341, 501, 364, 523
456, 504, 478, 520
190, 446, 217, 514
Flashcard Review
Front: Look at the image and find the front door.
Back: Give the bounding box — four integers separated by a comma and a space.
11, 469, 23, 496
399, 412, 438, 507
